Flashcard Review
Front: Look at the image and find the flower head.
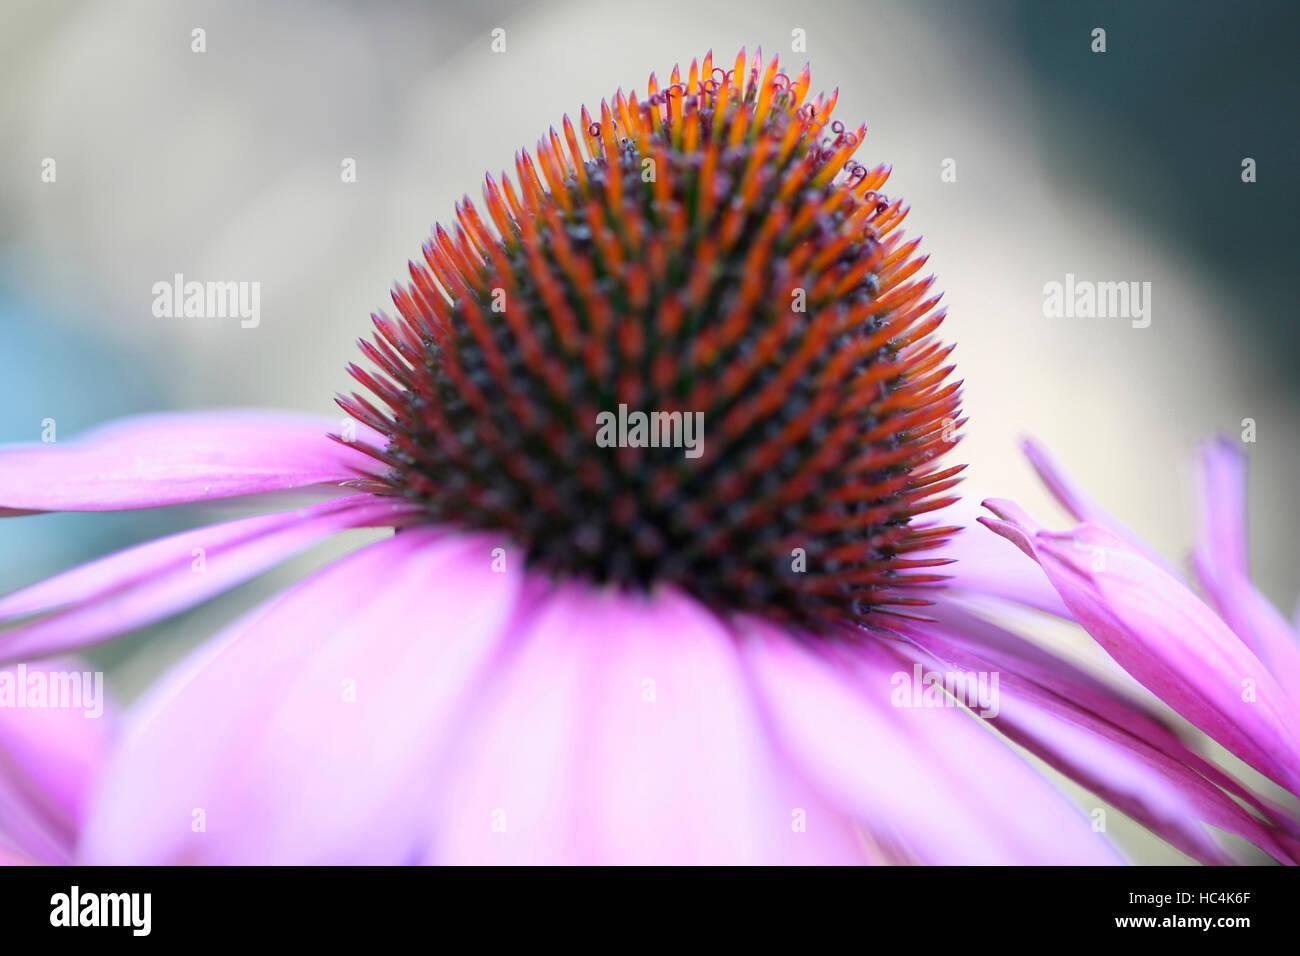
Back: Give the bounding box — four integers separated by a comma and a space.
342, 48, 960, 629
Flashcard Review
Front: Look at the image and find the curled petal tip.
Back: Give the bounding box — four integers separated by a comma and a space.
976, 515, 1037, 561
980, 497, 1038, 530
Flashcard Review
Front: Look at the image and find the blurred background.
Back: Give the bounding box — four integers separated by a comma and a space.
1, 0, 1296, 861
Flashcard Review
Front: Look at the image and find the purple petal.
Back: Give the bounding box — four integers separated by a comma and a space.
983, 499, 1300, 798
905, 609, 1298, 864
1192, 438, 1300, 695
0, 494, 418, 664
0, 410, 384, 514
0, 844, 41, 865
0, 658, 115, 864
429, 585, 864, 865
743, 619, 1122, 864
922, 599, 1300, 839
79, 527, 522, 864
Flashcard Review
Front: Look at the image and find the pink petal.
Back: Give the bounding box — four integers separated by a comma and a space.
430, 585, 864, 865
983, 499, 1300, 798
0, 844, 42, 865
904, 609, 1298, 864
0, 410, 384, 514
923, 599, 1300, 838
0, 658, 115, 864
0, 494, 418, 664
79, 527, 522, 864
743, 619, 1122, 864
1192, 438, 1300, 695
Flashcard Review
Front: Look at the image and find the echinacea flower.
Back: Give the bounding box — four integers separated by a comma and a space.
0, 50, 1293, 865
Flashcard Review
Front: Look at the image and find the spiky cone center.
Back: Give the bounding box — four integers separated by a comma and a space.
340, 49, 964, 631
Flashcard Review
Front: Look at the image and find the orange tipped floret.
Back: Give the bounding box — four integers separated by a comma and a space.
340, 51, 963, 631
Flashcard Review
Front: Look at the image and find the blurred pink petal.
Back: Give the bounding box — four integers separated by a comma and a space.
0, 659, 114, 863
431, 585, 865, 865
1192, 438, 1300, 696
0, 844, 42, 865
80, 527, 519, 864
0, 410, 383, 514
904, 609, 1298, 864
0, 495, 419, 664
742, 619, 1121, 864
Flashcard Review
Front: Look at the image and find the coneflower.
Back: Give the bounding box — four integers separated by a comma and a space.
0, 50, 1292, 865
